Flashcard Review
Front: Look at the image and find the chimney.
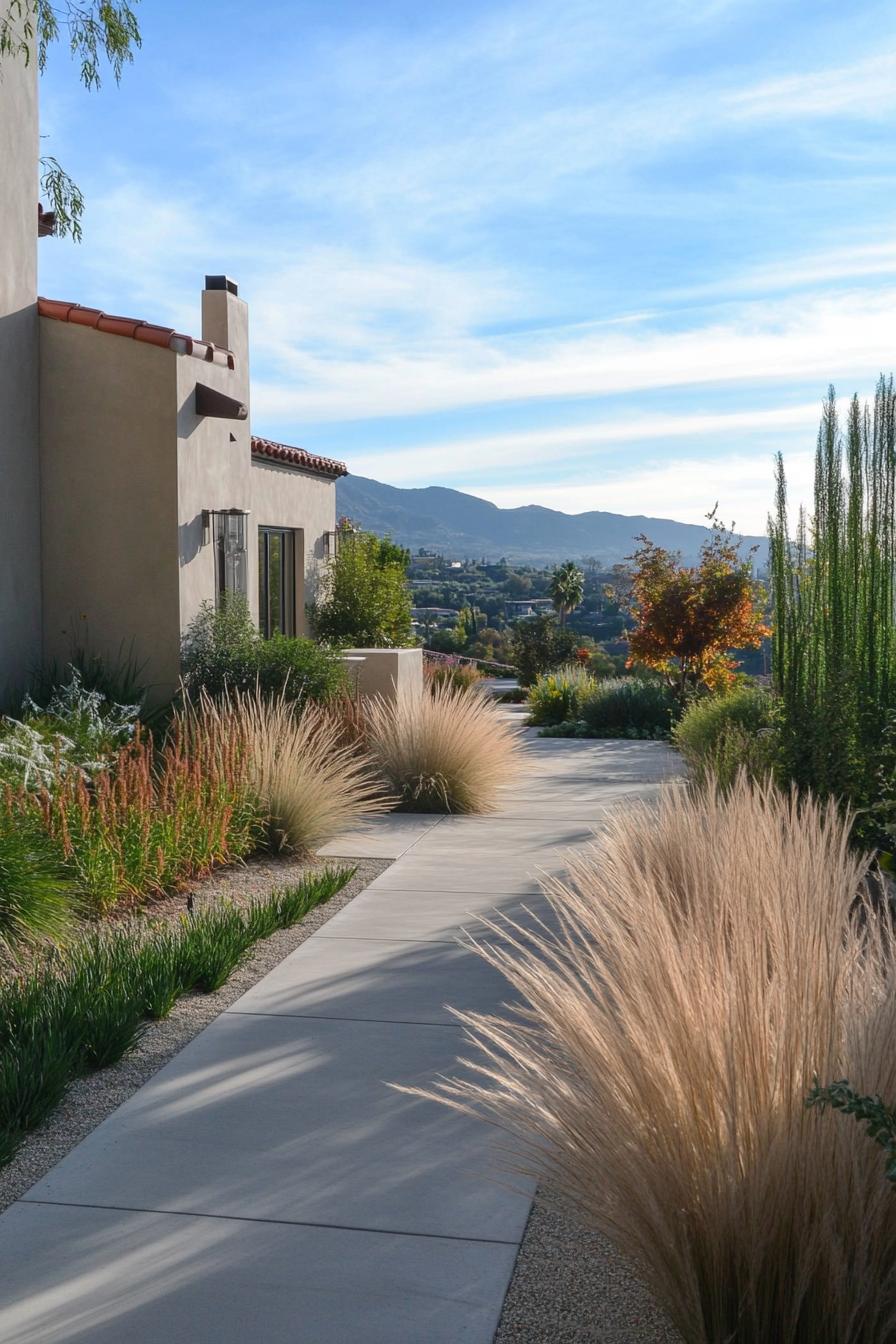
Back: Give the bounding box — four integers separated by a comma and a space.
201, 274, 249, 379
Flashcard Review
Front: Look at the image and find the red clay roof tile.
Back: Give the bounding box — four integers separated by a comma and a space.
251, 435, 348, 479
38, 297, 235, 369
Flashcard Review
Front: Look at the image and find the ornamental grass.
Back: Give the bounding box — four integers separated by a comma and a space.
2, 716, 260, 915
365, 681, 526, 812
420, 775, 896, 1343
189, 688, 391, 853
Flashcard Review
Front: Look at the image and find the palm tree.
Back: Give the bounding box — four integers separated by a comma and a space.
549, 561, 585, 627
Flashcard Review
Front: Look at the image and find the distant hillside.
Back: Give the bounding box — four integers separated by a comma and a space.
336, 474, 767, 567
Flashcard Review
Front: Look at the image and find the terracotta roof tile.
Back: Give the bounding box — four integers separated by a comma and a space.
38, 297, 235, 369
251, 436, 348, 479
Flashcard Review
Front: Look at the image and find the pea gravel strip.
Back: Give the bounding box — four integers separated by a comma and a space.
0, 854, 389, 1215
495, 1197, 682, 1344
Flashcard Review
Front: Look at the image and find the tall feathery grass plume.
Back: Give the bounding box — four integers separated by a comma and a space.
365, 681, 527, 812
184, 688, 392, 852
414, 774, 896, 1343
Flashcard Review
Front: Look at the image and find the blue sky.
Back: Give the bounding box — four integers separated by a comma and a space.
36, 0, 896, 533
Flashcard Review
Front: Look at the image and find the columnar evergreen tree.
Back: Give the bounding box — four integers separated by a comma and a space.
770, 378, 896, 841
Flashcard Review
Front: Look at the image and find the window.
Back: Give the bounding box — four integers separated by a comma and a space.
258, 527, 296, 638
213, 511, 249, 606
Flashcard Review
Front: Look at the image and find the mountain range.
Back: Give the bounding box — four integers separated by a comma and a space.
336, 474, 767, 567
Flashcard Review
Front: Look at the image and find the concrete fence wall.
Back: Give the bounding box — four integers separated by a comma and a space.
341, 648, 423, 702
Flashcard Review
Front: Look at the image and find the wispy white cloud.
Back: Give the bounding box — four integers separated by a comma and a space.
727, 50, 896, 122
345, 403, 818, 483
251, 286, 896, 422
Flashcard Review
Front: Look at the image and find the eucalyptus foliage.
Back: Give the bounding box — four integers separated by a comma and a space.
770, 380, 896, 844
1, 1, 141, 239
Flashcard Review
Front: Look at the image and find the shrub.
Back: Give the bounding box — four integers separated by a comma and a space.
366, 683, 525, 812
585, 646, 619, 679
181, 597, 347, 705
0, 867, 353, 1164
29, 640, 148, 714
0, 814, 73, 959
424, 660, 483, 695
510, 615, 578, 687
419, 778, 896, 1344
577, 676, 676, 738
673, 685, 778, 786
0, 667, 140, 792
4, 712, 262, 914
527, 665, 595, 726
190, 689, 391, 852
310, 525, 413, 648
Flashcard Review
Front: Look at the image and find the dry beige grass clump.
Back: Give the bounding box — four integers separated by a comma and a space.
365, 682, 526, 812
190, 688, 391, 852
424, 775, 896, 1343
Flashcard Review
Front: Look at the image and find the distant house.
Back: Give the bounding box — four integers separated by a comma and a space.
0, 59, 347, 703
504, 598, 555, 621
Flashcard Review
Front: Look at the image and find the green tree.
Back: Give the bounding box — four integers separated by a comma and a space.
549, 561, 585, 626
511, 614, 578, 687
310, 525, 413, 648
1, 1, 141, 239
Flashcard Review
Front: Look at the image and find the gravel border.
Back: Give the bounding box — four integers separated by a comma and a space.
0, 853, 389, 1215
495, 1194, 682, 1344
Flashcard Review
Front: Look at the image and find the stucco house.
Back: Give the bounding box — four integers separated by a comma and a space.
0, 52, 347, 703
37, 281, 347, 701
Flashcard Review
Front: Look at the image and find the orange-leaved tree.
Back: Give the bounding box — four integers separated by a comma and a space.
622, 519, 769, 699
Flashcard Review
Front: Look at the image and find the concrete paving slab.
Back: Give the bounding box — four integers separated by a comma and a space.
317, 813, 445, 859
226, 935, 520, 1024
0, 1202, 518, 1344
314, 887, 555, 943
23, 1013, 534, 1242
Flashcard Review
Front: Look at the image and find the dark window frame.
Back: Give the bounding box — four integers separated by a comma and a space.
258, 526, 297, 639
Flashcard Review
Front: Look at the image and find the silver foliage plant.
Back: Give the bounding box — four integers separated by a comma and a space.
0, 667, 139, 790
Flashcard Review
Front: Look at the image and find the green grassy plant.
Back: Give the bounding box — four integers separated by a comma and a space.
565, 677, 676, 738
0, 813, 74, 958
770, 380, 896, 845
179, 904, 255, 993
0, 867, 353, 1165
527, 664, 595, 725
673, 685, 778, 786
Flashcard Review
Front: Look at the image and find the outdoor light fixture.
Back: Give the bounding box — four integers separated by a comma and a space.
202, 507, 250, 545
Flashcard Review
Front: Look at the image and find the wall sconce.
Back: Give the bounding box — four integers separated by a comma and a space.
202, 508, 250, 545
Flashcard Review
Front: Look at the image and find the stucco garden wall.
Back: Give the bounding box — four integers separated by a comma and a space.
0, 48, 41, 698
39, 321, 182, 700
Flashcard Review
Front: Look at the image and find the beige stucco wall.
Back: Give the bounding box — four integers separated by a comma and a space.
176, 286, 337, 639
39, 321, 181, 701
250, 460, 337, 634
343, 647, 423, 701
0, 45, 41, 698
175, 290, 252, 637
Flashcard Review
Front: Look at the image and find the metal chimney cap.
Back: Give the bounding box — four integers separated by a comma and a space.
204, 275, 238, 295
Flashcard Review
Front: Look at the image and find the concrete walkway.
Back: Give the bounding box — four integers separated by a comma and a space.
0, 731, 681, 1343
